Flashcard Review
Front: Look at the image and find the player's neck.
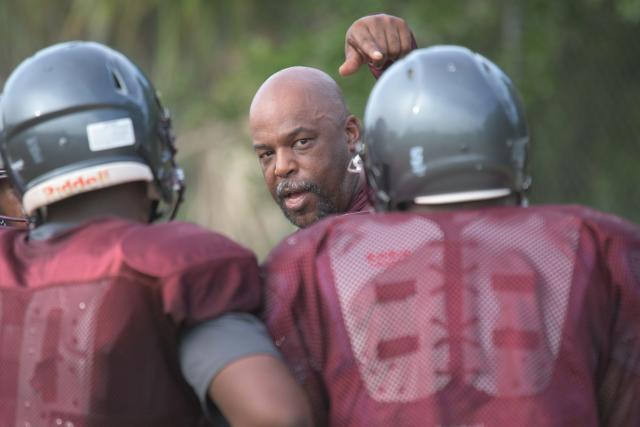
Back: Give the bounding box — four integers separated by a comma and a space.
44, 182, 151, 225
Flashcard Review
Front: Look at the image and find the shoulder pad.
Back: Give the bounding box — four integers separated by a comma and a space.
553, 205, 639, 238
122, 221, 255, 278
265, 216, 338, 266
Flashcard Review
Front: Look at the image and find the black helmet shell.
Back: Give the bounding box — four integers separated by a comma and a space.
363, 45, 530, 211
0, 41, 184, 218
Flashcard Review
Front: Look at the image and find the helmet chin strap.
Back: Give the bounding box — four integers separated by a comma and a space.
168, 178, 185, 220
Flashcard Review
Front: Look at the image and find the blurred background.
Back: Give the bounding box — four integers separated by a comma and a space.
1, 0, 638, 258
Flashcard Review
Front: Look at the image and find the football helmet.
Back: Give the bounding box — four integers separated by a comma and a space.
363, 45, 530, 211
0, 41, 184, 220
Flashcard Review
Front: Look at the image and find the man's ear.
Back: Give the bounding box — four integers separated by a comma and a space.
345, 115, 361, 154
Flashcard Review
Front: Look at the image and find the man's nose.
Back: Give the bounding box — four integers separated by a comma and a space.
274, 149, 297, 178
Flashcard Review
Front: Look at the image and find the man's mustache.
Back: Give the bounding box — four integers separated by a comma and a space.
276, 179, 323, 201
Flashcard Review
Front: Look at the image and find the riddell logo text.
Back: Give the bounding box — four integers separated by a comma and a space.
366, 249, 412, 268
42, 170, 110, 199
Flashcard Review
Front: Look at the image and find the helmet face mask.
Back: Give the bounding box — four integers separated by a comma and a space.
0, 95, 29, 228
148, 105, 185, 220
0, 41, 185, 221
363, 45, 530, 212
0, 167, 29, 228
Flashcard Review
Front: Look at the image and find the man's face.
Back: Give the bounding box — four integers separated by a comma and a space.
0, 177, 28, 229
250, 84, 359, 228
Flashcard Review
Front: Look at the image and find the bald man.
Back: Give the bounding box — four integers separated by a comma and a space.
251, 67, 366, 228
250, 14, 416, 228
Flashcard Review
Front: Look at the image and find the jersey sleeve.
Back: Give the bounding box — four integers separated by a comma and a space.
590, 214, 640, 425
179, 312, 281, 423
122, 222, 262, 326
261, 231, 330, 426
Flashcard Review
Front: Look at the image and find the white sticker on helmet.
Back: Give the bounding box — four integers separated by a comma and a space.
410, 146, 427, 177
86, 118, 136, 151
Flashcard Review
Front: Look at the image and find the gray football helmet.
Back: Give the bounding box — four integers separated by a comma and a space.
363, 45, 530, 211
0, 41, 184, 220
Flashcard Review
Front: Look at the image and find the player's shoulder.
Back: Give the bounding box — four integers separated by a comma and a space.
122, 220, 256, 277
330, 210, 439, 237
515, 204, 640, 254
265, 212, 412, 269
266, 213, 371, 258
266, 227, 322, 267
539, 204, 639, 239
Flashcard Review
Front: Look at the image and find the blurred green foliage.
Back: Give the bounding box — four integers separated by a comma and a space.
0, 0, 638, 256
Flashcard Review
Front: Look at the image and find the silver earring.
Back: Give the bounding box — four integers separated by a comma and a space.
347, 154, 363, 173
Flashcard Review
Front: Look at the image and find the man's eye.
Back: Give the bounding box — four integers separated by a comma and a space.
294, 138, 311, 148
258, 151, 273, 160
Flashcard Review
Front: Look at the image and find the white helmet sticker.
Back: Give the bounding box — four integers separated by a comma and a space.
86, 118, 136, 152
410, 146, 427, 177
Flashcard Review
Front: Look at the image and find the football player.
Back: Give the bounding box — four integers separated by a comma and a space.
249, 14, 416, 228
262, 46, 640, 426
0, 42, 311, 427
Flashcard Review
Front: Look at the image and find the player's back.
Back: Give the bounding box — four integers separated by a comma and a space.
0, 217, 261, 427
263, 205, 640, 426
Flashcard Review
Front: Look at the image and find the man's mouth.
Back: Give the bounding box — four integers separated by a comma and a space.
277, 180, 318, 212
275, 179, 337, 227
282, 190, 311, 211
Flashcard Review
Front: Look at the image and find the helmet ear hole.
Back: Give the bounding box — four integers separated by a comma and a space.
110, 68, 127, 95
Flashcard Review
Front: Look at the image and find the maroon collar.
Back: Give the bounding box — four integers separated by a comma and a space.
346, 177, 373, 214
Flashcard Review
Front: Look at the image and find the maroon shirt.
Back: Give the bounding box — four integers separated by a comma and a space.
263, 205, 640, 426
0, 218, 261, 427
345, 176, 372, 214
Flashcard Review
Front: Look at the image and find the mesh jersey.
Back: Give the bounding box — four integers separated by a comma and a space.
0, 218, 261, 427
263, 205, 640, 427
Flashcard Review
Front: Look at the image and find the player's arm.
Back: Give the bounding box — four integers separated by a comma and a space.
180, 313, 313, 427
135, 225, 310, 425
211, 354, 313, 427
339, 13, 417, 77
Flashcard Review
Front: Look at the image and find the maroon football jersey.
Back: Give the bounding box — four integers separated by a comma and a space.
0, 218, 261, 427
263, 205, 640, 426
